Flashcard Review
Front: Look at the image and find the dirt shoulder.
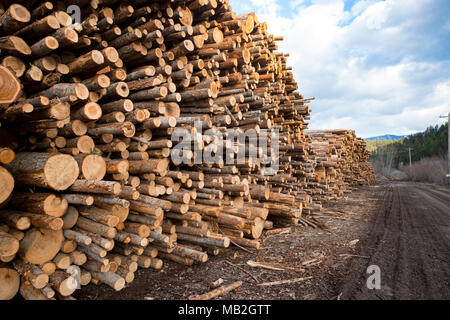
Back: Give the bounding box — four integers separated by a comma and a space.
76, 184, 383, 300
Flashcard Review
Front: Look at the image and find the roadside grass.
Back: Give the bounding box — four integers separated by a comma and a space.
399, 157, 448, 186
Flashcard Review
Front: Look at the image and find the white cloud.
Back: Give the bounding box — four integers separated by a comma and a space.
351, 0, 378, 17
229, 0, 450, 138
289, 0, 309, 9
358, 1, 391, 30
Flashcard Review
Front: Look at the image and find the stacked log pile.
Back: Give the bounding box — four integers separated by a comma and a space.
0, 0, 374, 300
0, 144, 20, 300
155, 2, 315, 250
303, 129, 375, 206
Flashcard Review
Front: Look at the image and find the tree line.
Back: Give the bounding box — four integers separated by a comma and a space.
370, 123, 448, 168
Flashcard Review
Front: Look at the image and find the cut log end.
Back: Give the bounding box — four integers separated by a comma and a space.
9, 4, 31, 24
62, 206, 79, 229
81, 155, 106, 181
71, 120, 88, 136
44, 154, 79, 191
0, 230, 20, 257
58, 276, 77, 297
44, 194, 68, 217
75, 84, 89, 100
19, 228, 63, 265
0, 148, 15, 165
0, 167, 14, 206
76, 136, 95, 154
0, 66, 21, 104
0, 268, 20, 300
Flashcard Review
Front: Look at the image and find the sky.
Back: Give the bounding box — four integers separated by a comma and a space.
229, 0, 450, 138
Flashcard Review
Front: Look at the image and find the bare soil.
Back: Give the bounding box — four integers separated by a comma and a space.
341, 181, 450, 300
75, 181, 450, 300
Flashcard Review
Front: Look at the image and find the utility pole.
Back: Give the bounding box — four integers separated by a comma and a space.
439, 112, 450, 187
408, 147, 413, 168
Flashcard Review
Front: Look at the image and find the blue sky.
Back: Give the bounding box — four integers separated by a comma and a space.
229, 0, 450, 138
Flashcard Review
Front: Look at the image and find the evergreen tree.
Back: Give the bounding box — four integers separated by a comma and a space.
370, 123, 448, 168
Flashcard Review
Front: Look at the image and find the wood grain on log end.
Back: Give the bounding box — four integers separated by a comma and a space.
0, 66, 21, 105
0, 267, 20, 300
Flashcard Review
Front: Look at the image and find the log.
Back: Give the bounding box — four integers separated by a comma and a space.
158, 252, 193, 266
68, 50, 105, 74
61, 194, 94, 206
19, 280, 48, 300
64, 229, 91, 246
0, 65, 21, 104
128, 158, 170, 175
68, 179, 122, 195
70, 251, 87, 266
0, 230, 19, 258
39, 83, 88, 100
173, 244, 208, 263
5, 153, 79, 191
60, 239, 77, 254
61, 206, 79, 229
6, 211, 63, 231
72, 103, 103, 121
19, 228, 63, 265
74, 154, 107, 181
0, 4, 31, 34
76, 217, 116, 239
91, 271, 125, 291
8, 193, 67, 217
30, 36, 59, 57
188, 281, 242, 300
257, 276, 313, 286
228, 236, 260, 249
40, 262, 56, 276
177, 233, 230, 248
0, 166, 14, 206
1, 56, 25, 78
77, 205, 119, 227
53, 253, 71, 269
49, 270, 77, 296
41, 285, 55, 299
12, 260, 48, 289
0, 36, 31, 56
0, 267, 20, 300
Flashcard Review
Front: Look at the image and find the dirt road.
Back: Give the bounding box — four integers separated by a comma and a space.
341, 181, 450, 300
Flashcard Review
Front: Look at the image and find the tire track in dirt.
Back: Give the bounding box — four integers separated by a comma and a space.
341, 182, 450, 300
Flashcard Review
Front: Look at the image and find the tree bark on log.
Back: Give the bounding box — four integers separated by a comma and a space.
8, 193, 68, 217
5, 153, 79, 191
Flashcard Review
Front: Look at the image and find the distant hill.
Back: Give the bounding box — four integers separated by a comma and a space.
366, 134, 407, 141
